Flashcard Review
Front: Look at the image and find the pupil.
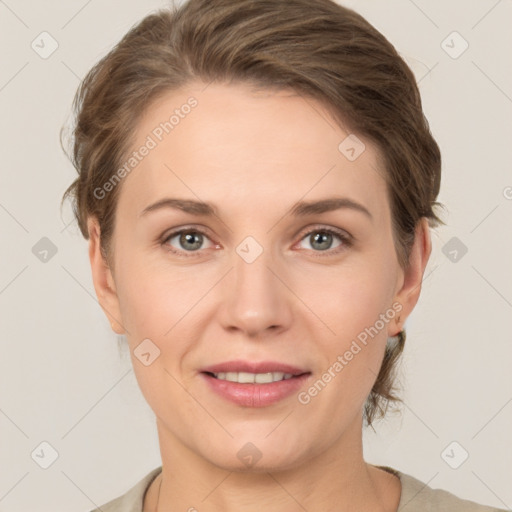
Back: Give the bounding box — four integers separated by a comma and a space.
311, 232, 331, 251
181, 232, 202, 250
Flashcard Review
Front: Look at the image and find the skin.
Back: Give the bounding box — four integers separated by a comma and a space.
88, 81, 431, 512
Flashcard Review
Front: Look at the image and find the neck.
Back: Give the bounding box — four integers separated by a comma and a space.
146, 416, 400, 512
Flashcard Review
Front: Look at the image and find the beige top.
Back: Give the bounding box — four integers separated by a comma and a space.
89, 465, 506, 511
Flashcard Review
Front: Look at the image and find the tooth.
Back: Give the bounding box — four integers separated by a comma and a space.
255, 372, 274, 384
237, 372, 256, 383
212, 371, 297, 383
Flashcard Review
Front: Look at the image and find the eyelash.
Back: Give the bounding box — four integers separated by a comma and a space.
160, 225, 353, 258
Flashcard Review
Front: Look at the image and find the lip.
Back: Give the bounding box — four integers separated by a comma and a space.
199, 360, 311, 408
200, 373, 311, 407
201, 360, 308, 375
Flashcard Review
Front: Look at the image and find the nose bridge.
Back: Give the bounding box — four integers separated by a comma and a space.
221, 235, 290, 335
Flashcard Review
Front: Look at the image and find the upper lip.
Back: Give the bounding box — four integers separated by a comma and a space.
201, 360, 309, 376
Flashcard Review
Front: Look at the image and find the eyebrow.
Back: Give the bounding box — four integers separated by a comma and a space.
140, 197, 373, 220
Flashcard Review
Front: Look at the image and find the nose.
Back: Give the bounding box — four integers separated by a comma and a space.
218, 242, 293, 338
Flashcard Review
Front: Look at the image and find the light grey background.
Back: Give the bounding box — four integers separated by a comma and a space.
0, 1, 511, 511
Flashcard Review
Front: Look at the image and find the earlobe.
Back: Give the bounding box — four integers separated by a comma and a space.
391, 218, 432, 336
87, 217, 125, 335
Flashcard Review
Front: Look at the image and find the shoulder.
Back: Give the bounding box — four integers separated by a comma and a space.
377, 465, 507, 512
88, 466, 162, 512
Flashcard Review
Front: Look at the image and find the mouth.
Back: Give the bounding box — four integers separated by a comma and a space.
199, 361, 311, 407
205, 371, 297, 384
200, 360, 309, 381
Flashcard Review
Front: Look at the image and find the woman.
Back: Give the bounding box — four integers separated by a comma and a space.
61, 0, 505, 510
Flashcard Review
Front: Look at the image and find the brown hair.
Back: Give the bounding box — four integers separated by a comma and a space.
61, 0, 445, 427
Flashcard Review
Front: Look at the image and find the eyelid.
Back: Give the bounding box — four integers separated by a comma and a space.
295, 223, 352, 241
161, 224, 214, 242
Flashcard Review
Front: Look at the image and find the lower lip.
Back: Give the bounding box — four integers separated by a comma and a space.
200, 372, 310, 407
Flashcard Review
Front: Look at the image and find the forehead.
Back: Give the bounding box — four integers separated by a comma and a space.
117, 82, 390, 222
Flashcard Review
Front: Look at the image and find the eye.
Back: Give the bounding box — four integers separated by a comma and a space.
161, 225, 352, 258
162, 228, 215, 256
295, 226, 352, 254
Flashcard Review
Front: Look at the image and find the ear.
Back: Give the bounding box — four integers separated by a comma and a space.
391, 217, 432, 336
87, 217, 125, 335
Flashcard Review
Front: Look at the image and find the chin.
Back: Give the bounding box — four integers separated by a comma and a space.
198, 436, 310, 474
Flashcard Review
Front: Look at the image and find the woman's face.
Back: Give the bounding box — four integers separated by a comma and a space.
89, 82, 430, 471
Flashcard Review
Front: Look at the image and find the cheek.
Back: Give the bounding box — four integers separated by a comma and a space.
296, 258, 396, 398
114, 256, 212, 391
115, 261, 199, 411
298, 260, 395, 339
296, 270, 393, 430
115, 254, 197, 337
